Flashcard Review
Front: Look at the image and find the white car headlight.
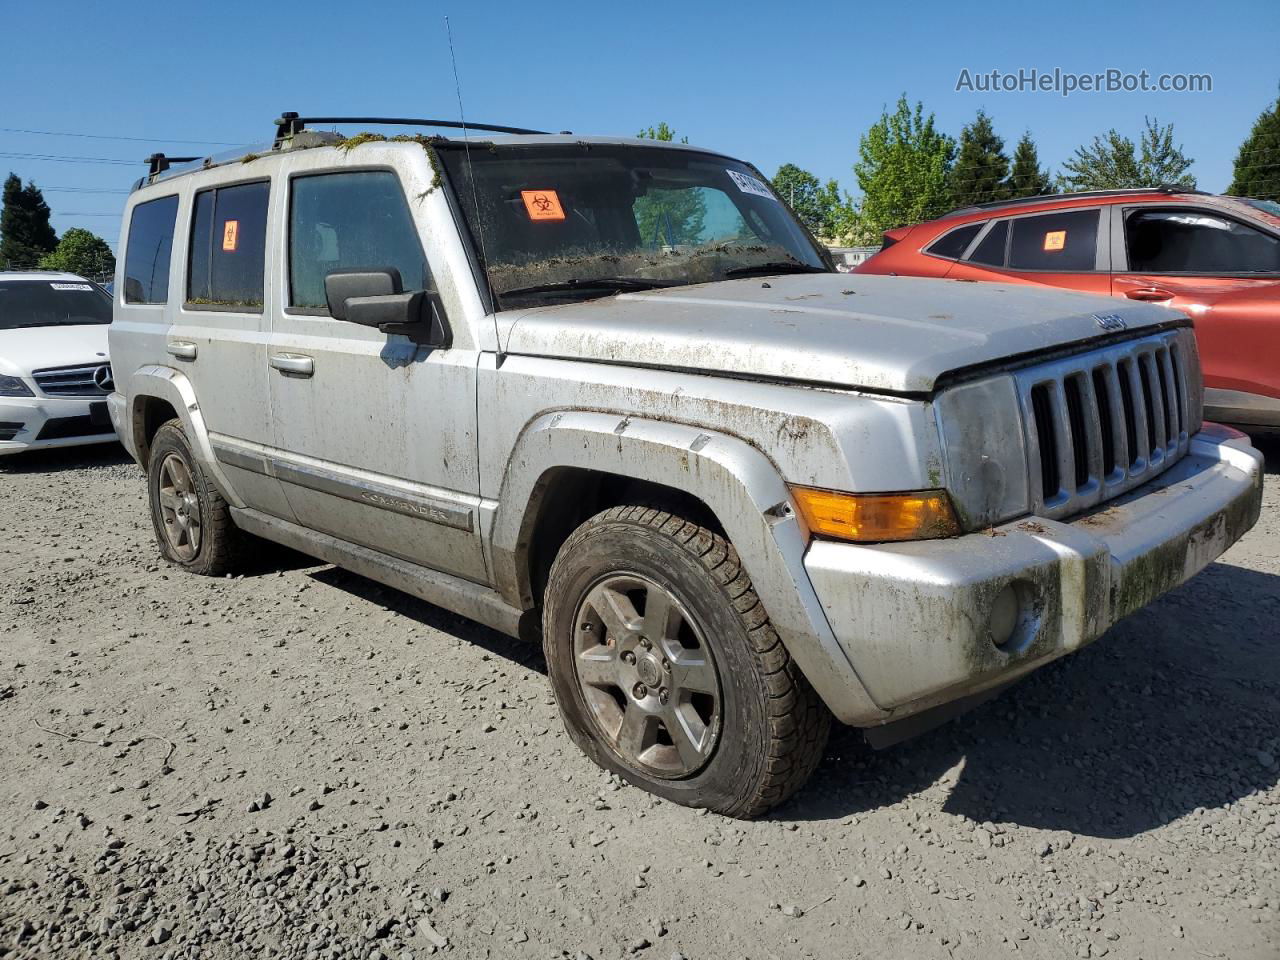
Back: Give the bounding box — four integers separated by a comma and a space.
0, 374, 34, 398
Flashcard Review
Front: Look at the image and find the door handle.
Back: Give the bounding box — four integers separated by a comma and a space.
269, 353, 314, 378
166, 340, 197, 361
1124, 287, 1173, 302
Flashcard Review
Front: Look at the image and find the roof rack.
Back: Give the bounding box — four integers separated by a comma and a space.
145, 153, 201, 176
273, 112, 552, 148
943, 185, 1210, 219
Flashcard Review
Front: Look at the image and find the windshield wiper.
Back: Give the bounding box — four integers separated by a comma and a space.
723, 261, 829, 279
500, 277, 675, 298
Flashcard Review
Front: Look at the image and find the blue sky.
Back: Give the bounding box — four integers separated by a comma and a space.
1, 0, 1277, 253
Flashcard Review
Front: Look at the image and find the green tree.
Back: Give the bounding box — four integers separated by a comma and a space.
1060, 117, 1195, 191
771, 163, 849, 239
636, 122, 687, 144
634, 123, 705, 245
39, 227, 115, 278
1006, 133, 1053, 198
853, 95, 955, 236
1, 173, 57, 268
949, 110, 1010, 208
1227, 88, 1280, 200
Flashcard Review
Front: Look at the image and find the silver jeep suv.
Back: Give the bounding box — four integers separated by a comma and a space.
108, 114, 1264, 817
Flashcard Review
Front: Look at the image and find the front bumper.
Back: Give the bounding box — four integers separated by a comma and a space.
0, 393, 118, 456
805, 424, 1264, 726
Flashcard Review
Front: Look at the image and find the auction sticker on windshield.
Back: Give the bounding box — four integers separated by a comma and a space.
726, 170, 776, 201
50, 283, 93, 291
521, 190, 566, 221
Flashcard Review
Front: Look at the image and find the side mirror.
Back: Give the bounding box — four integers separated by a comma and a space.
324, 268, 451, 348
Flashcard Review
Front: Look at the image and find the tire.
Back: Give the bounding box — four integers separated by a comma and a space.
543, 504, 831, 818
147, 419, 245, 576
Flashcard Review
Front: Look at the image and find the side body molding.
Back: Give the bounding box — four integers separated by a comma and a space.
487, 411, 885, 724
124, 365, 245, 508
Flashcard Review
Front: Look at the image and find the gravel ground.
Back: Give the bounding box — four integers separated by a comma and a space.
1, 438, 1278, 960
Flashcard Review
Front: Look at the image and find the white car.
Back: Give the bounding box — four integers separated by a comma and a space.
0, 271, 117, 455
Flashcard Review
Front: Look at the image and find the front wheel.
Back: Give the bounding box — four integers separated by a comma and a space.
543, 505, 831, 818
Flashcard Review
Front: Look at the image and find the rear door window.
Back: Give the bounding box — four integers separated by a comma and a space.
1125, 208, 1280, 274
187, 181, 269, 310
927, 222, 984, 260
1008, 210, 1099, 271
967, 220, 1009, 266
288, 171, 430, 310
123, 195, 178, 303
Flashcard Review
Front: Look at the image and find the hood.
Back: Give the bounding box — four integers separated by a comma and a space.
0, 324, 111, 377
502, 273, 1183, 394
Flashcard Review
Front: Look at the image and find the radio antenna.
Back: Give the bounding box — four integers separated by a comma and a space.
445, 16, 504, 366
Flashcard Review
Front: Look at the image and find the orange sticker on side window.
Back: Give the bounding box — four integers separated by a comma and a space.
1043, 230, 1066, 252
521, 190, 565, 221
222, 220, 240, 252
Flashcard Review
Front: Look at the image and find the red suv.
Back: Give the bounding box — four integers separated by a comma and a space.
856, 189, 1280, 431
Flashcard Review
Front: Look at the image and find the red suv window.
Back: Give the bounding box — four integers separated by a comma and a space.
1126, 209, 1280, 274
1008, 210, 1099, 271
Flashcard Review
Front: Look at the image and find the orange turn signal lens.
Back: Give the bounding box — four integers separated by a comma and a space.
790, 487, 960, 543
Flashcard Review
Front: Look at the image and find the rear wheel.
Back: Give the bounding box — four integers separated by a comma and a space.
147, 420, 245, 576
543, 504, 831, 817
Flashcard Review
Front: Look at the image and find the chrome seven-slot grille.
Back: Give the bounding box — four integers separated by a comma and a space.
32, 363, 112, 397
1016, 329, 1200, 520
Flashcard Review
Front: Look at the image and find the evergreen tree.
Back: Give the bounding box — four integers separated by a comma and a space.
1060, 118, 1194, 191
1227, 89, 1280, 200
39, 227, 116, 279
1006, 133, 1053, 198
949, 110, 1010, 208
853, 95, 955, 234
1, 173, 58, 268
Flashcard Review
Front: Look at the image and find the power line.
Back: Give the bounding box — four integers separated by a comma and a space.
0, 151, 138, 165
52, 212, 121, 217
39, 186, 131, 195
0, 126, 243, 147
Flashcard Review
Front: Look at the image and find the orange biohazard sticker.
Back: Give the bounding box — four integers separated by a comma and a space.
222, 220, 240, 252
1043, 230, 1066, 252
521, 190, 565, 221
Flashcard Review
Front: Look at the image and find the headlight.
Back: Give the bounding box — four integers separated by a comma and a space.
0, 374, 34, 398
933, 374, 1031, 529
791, 486, 960, 543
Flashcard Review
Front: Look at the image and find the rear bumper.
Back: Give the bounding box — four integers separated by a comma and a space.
0, 394, 117, 456
804, 424, 1263, 726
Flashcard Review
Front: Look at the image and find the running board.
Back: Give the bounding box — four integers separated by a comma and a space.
229, 507, 525, 639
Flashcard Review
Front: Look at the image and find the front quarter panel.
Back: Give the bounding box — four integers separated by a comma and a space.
487, 408, 885, 723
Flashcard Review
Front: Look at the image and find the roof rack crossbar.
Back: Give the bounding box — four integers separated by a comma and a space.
273, 112, 548, 147
145, 153, 201, 177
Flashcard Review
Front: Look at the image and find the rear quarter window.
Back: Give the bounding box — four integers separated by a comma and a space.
187, 181, 269, 310
123, 195, 179, 304
926, 222, 984, 260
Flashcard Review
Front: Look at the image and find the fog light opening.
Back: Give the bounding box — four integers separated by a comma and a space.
989, 583, 1023, 649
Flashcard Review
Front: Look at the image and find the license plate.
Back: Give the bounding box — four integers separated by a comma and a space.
89, 402, 110, 427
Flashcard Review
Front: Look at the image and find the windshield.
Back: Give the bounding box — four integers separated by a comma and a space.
438, 143, 829, 308
0, 279, 111, 330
